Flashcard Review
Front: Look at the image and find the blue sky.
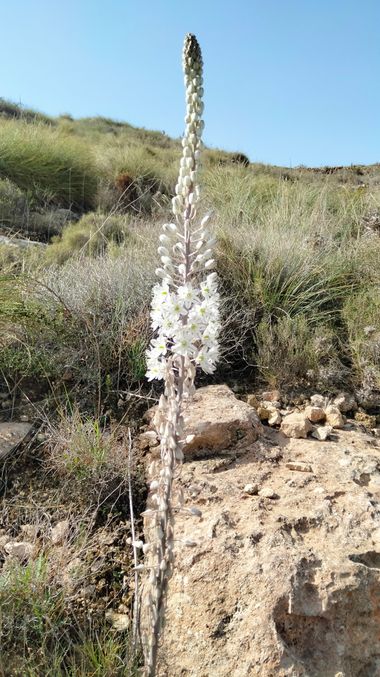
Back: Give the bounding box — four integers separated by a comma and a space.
1, 0, 379, 167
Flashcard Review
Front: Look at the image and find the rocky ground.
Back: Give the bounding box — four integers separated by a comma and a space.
140, 386, 380, 677
2, 383, 380, 676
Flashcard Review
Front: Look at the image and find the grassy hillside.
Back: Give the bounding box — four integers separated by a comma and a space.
0, 98, 379, 674
1, 98, 379, 409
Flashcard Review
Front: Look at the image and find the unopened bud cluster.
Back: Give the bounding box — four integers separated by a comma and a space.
172, 33, 204, 216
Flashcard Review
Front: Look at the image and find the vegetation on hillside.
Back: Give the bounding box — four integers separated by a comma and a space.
0, 97, 379, 673
1, 100, 379, 404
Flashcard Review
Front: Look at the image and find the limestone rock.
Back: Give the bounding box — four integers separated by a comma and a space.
268, 410, 282, 426
325, 405, 345, 428
243, 483, 258, 495
136, 430, 159, 451
51, 520, 70, 545
333, 392, 358, 413
312, 425, 333, 441
261, 389, 281, 403
5, 541, 34, 561
256, 405, 271, 421
286, 461, 313, 473
258, 487, 278, 499
105, 610, 130, 632
157, 427, 380, 676
280, 412, 313, 439
310, 393, 328, 408
0, 422, 33, 461
305, 405, 325, 423
154, 385, 263, 460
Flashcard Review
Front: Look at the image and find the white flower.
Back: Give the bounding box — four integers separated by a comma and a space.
152, 282, 170, 304
146, 356, 167, 381
145, 34, 220, 383
149, 335, 167, 357
165, 294, 186, 318
200, 275, 218, 298
197, 298, 219, 323
172, 330, 197, 357
177, 284, 199, 308
202, 322, 220, 346
195, 349, 216, 374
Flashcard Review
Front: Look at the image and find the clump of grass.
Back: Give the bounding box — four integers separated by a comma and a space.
343, 286, 380, 404
255, 315, 344, 388
0, 119, 98, 209
97, 142, 177, 215
46, 409, 130, 507
0, 97, 54, 125
0, 555, 66, 664
46, 212, 134, 264
0, 177, 28, 228
0, 553, 138, 676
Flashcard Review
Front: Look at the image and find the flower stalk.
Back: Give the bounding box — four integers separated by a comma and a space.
141, 34, 220, 676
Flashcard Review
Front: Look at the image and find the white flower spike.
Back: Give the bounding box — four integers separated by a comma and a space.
142, 34, 219, 677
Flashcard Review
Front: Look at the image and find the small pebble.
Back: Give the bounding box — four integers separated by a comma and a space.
312, 425, 333, 441
243, 483, 258, 495
258, 487, 278, 499
286, 461, 313, 473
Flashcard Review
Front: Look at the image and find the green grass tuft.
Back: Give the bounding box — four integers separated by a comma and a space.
0, 119, 98, 209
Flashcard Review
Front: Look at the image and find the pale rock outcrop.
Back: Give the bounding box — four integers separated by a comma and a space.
181, 386, 263, 458
261, 390, 281, 403
4, 541, 34, 561
325, 404, 345, 428
304, 405, 325, 423
310, 394, 328, 408
51, 520, 70, 545
268, 409, 282, 427
158, 426, 380, 676
246, 393, 260, 409
312, 425, 333, 441
280, 412, 313, 439
355, 411, 377, 429
150, 385, 263, 460
0, 422, 33, 461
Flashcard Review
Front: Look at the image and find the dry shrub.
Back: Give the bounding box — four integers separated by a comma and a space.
47, 409, 128, 497
255, 315, 346, 389
46, 212, 134, 264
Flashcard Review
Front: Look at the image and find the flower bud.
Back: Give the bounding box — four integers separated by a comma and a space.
163, 222, 178, 233
160, 255, 172, 266
171, 198, 181, 215
155, 267, 168, 279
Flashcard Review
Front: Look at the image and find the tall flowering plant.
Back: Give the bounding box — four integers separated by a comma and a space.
141, 34, 220, 676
